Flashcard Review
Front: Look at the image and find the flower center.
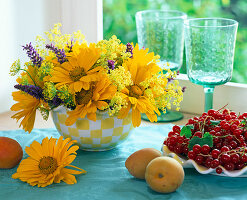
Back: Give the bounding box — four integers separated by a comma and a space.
128, 85, 143, 98
75, 89, 93, 105
38, 156, 58, 175
69, 67, 86, 81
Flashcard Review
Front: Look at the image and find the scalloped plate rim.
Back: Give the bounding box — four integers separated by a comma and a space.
162, 144, 247, 177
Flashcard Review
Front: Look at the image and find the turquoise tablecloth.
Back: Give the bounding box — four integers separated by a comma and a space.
0, 125, 247, 200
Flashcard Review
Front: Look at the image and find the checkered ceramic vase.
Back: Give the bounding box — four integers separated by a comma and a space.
51, 106, 133, 151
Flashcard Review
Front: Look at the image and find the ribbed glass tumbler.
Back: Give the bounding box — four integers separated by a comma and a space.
135, 10, 187, 122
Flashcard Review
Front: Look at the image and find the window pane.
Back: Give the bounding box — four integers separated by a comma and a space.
103, 0, 247, 84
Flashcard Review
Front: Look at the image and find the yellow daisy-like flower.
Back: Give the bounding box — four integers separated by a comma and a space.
12, 136, 86, 187
118, 44, 162, 127
65, 77, 117, 125
11, 91, 42, 133
50, 43, 103, 93
11, 62, 48, 133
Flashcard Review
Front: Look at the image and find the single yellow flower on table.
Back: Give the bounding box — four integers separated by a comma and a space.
12, 136, 86, 187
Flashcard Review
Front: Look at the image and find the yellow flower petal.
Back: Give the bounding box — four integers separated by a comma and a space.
25, 146, 42, 161
132, 108, 141, 127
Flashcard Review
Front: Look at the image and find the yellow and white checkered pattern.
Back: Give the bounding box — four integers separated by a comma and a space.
51, 106, 133, 151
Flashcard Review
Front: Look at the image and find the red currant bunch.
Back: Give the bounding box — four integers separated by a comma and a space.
164, 108, 247, 174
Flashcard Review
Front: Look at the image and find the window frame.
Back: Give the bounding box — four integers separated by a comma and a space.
60, 0, 103, 43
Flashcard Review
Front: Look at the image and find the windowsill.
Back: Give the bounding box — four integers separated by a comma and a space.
177, 74, 247, 114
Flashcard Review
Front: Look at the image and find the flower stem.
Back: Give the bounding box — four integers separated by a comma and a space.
20, 69, 37, 86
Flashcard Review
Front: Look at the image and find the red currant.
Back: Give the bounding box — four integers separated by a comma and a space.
168, 131, 176, 137
194, 131, 202, 138
183, 146, 189, 154
244, 132, 247, 139
221, 146, 230, 152
193, 144, 202, 154
229, 141, 238, 149
172, 125, 181, 133
207, 109, 215, 116
223, 109, 230, 115
233, 129, 242, 137
205, 157, 213, 168
220, 120, 227, 126
210, 159, 220, 169
226, 135, 233, 142
216, 167, 223, 174
230, 124, 238, 131
169, 136, 177, 145
236, 163, 245, 170
230, 153, 240, 164
224, 163, 235, 171
211, 149, 220, 159
201, 145, 211, 154
177, 136, 184, 144
188, 119, 195, 124
242, 113, 247, 118
195, 155, 204, 164
221, 154, 231, 163
174, 145, 183, 154
240, 154, 247, 163
215, 142, 223, 150
214, 126, 221, 132
225, 115, 231, 121
222, 123, 230, 130
188, 151, 196, 160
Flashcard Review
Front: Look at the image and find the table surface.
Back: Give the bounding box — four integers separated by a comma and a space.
1, 125, 247, 200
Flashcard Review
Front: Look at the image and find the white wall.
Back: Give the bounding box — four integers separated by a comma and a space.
0, 0, 102, 113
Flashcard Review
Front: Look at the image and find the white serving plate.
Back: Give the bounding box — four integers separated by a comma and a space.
162, 145, 247, 177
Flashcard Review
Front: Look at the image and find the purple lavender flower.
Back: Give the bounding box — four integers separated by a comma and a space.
66, 40, 74, 53
167, 77, 174, 83
126, 43, 133, 58
46, 44, 67, 64
182, 86, 186, 93
107, 60, 115, 70
49, 95, 63, 107
14, 84, 64, 107
14, 84, 44, 100
22, 42, 43, 68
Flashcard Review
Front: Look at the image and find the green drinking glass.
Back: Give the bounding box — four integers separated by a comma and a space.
135, 10, 187, 122
184, 18, 238, 112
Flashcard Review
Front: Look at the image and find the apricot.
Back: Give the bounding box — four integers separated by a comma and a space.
125, 148, 162, 179
0, 137, 23, 169
145, 156, 184, 193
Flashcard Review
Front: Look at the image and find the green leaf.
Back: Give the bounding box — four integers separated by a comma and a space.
188, 132, 213, 151
240, 120, 246, 125
210, 120, 221, 125
180, 125, 193, 138
203, 132, 214, 147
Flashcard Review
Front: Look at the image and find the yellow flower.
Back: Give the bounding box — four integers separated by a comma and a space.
50, 43, 103, 93
10, 91, 41, 133
12, 136, 86, 187
118, 44, 162, 127
65, 77, 117, 125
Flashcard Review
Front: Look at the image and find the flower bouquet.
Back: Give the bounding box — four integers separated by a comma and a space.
10, 24, 183, 150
